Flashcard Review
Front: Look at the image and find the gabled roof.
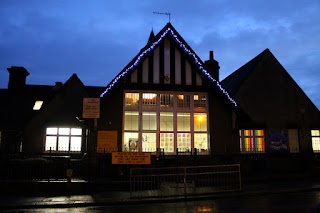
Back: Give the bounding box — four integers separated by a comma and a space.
100, 22, 237, 107
221, 48, 269, 96
221, 48, 320, 112
0, 73, 104, 130
0, 85, 54, 130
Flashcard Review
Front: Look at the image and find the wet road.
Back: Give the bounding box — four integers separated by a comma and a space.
2, 191, 320, 212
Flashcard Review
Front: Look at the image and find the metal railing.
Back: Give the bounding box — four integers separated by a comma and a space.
130, 164, 241, 198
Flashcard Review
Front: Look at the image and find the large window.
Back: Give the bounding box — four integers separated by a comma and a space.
45, 127, 82, 152
312, 129, 320, 153
239, 129, 265, 153
123, 92, 209, 154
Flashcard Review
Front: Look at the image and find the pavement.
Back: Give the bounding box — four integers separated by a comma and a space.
1, 175, 320, 210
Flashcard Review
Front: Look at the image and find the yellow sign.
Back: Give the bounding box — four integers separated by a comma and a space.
83, 98, 100, 118
97, 131, 117, 153
112, 152, 151, 165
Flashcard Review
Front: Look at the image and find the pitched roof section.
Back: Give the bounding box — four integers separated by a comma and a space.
0, 73, 104, 130
221, 48, 269, 96
100, 22, 237, 107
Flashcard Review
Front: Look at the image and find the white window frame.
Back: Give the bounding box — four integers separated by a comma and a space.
45, 127, 82, 153
123, 91, 209, 155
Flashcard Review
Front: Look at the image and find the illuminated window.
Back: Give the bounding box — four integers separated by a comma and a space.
160, 133, 174, 152
240, 129, 265, 153
160, 94, 173, 108
45, 127, 82, 152
123, 91, 209, 154
160, 112, 173, 131
194, 133, 208, 151
177, 113, 190, 131
123, 132, 139, 152
125, 93, 139, 109
194, 95, 206, 109
194, 113, 207, 131
142, 112, 157, 130
177, 133, 191, 152
312, 130, 320, 153
33, 100, 43, 110
142, 133, 156, 152
142, 93, 157, 108
177, 94, 190, 109
124, 111, 139, 130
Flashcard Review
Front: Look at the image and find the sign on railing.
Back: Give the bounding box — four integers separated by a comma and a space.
112, 152, 151, 164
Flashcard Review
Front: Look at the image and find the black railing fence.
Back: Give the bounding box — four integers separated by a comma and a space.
0, 151, 316, 182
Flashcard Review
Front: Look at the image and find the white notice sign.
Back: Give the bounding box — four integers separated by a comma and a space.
83, 98, 100, 118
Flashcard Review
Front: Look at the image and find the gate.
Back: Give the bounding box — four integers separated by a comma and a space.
130, 164, 241, 198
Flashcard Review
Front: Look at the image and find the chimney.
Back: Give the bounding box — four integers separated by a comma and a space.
52, 81, 63, 91
7, 66, 30, 91
204, 50, 220, 81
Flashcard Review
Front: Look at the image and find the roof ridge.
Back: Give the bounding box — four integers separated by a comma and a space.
221, 48, 270, 96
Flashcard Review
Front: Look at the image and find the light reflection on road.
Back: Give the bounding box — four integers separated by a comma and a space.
2, 191, 320, 213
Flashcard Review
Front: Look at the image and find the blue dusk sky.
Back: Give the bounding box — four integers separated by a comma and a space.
0, 0, 319, 109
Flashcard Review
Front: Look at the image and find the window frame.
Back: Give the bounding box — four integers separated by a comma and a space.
123, 91, 209, 155
311, 129, 320, 153
44, 127, 83, 153
239, 129, 265, 153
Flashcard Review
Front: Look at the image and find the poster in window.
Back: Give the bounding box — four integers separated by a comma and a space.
267, 130, 289, 152
129, 138, 138, 151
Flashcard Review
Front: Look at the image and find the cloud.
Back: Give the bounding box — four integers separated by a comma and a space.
0, 0, 319, 109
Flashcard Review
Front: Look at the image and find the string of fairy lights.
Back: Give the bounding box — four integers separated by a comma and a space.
100, 27, 237, 107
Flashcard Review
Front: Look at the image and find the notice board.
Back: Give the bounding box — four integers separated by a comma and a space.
97, 131, 117, 153
83, 98, 100, 118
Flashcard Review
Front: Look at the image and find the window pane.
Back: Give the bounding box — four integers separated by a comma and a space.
244, 130, 253, 136
58, 136, 69, 151
177, 113, 190, 131
177, 95, 190, 108
142, 112, 157, 130
240, 129, 265, 153
177, 133, 191, 152
194, 113, 207, 131
123, 132, 139, 152
312, 137, 320, 152
125, 93, 139, 108
160, 94, 173, 108
59, 128, 70, 135
312, 130, 320, 136
160, 133, 174, 152
244, 137, 253, 152
142, 93, 157, 108
254, 130, 264, 136
142, 133, 156, 152
71, 128, 82, 135
254, 137, 264, 152
46, 128, 57, 135
194, 133, 208, 151
124, 111, 139, 130
160, 112, 173, 131
45, 136, 57, 151
194, 95, 206, 108
70, 137, 81, 151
